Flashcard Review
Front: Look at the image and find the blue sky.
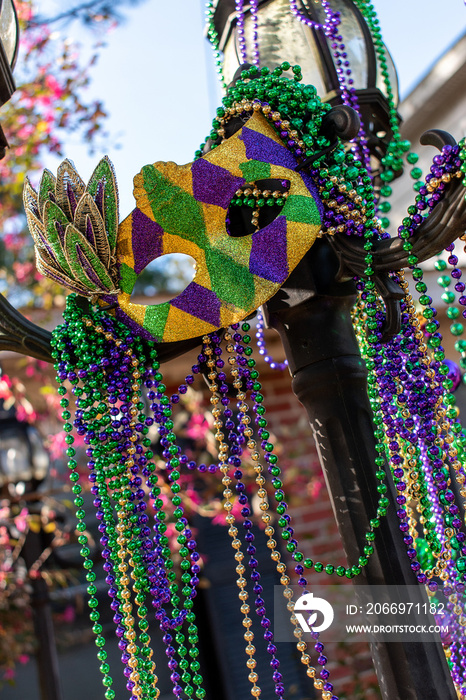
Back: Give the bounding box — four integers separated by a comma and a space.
39, 0, 466, 215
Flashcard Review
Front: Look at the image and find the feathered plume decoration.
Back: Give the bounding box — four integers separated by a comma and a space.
23, 157, 120, 301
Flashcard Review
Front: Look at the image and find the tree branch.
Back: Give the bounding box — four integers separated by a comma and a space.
27, 0, 146, 28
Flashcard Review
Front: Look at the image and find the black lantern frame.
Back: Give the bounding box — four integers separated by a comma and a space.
0, 0, 19, 157
0, 405, 49, 495
0, 0, 18, 106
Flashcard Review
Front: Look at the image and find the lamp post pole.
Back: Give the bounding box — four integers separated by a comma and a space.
21, 524, 64, 700
264, 241, 457, 699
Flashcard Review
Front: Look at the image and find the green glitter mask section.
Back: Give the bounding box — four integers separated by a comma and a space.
282, 195, 321, 225
239, 160, 272, 181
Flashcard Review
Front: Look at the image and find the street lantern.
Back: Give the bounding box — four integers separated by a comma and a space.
0, 395, 62, 700
0, 0, 19, 107
0, 404, 49, 495
0, 0, 18, 158
211, 0, 399, 160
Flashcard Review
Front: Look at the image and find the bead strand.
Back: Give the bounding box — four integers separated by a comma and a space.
255, 308, 288, 371
203, 333, 262, 699
230, 323, 337, 700
225, 332, 288, 698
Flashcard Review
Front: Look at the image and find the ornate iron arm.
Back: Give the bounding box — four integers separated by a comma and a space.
329, 179, 466, 278
0, 293, 205, 364
330, 130, 466, 280
0, 292, 53, 362
326, 129, 466, 340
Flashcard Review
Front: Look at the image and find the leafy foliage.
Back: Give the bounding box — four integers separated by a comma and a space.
0, 1, 124, 306
27, 0, 148, 29
1, 0, 189, 307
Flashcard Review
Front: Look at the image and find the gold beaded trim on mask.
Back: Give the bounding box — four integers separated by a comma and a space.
233, 184, 290, 232
214, 98, 305, 154
217, 98, 371, 243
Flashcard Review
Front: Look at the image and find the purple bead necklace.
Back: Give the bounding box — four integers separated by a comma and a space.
255, 308, 288, 371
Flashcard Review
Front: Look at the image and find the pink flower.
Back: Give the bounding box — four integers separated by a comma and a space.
62, 605, 75, 624
309, 476, 325, 500
186, 415, 210, 440
15, 1, 33, 22
0, 381, 13, 401
16, 405, 37, 423
47, 432, 68, 461
185, 488, 202, 506
14, 509, 29, 533
44, 75, 65, 100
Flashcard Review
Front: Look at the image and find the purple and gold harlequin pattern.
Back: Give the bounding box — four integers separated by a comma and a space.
115, 111, 322, 342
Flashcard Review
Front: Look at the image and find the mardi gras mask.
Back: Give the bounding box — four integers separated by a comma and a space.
24, 111, 322, 343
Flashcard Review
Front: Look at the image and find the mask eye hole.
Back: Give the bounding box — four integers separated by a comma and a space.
129, 253, 196, 303
226, 179, 290, 238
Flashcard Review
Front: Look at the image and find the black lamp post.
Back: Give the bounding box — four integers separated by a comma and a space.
208, 1, 460, 698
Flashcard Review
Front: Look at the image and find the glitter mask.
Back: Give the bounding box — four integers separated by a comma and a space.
116, 111, 322, 342
24, 111, 322, 343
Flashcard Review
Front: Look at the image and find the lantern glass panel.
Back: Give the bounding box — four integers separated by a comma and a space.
309, 0, 369, 90
0, 0, 17, 65
221, 0, 400, 105
222, 0, 328, 95
0, 427, 32, 485
28, 425, 49, 481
